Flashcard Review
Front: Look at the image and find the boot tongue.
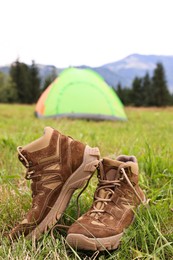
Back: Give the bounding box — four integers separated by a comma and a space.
22, 126, 54, 152
103, 157, 138, 185
91, 159, 121, 217
102, 158, 122, 181
106, 168, 119, 181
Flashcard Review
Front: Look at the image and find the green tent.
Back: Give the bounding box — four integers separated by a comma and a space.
35, 68, 127, 120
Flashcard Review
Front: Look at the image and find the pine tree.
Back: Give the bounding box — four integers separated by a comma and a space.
131, 77, 143, 106
121, 87, 133, 105
10, 60, 31, 103
116, 82, 123, 101
141, 72, 152, 106
29, 60, 41, 103
0, 72, 18, 103
152, 63, 170, 106
115, 83, 133, 105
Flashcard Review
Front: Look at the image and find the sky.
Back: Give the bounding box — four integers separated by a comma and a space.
1, 0, 173, 67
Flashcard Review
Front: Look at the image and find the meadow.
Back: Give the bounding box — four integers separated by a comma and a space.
0, 104, 173, 260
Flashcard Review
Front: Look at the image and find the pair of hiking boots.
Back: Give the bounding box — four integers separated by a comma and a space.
9, 126, 146, 251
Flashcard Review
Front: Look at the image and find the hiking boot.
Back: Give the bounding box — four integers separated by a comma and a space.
9, 126, 100, 240
66, 155, 146, 251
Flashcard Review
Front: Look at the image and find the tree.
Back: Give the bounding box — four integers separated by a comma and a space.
141, 72, 153, 106
0, 72, 18, 103
10, 59, 41, 103
115, 82, 123, 101
28, 60, 41, 103
169, 93, 173, 105
131, 77, 143, 106
152, 63, 170, 106
115, 83, 132, 105
10, 60, 31, 103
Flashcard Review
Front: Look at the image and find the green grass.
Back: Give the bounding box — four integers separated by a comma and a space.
0, 104, 173, 259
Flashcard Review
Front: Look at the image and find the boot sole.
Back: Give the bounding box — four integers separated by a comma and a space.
66, 232, 123, 251
27, 145, 100, 239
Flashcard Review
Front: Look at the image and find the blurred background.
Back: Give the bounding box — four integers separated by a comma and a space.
0, 0, 173, 108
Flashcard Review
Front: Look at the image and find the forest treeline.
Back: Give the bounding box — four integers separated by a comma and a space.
115, 62, 173, 106
0, 60, 173, 106
0, 60, 56, 104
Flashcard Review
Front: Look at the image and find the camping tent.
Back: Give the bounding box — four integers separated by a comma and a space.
35, 68, 127, 120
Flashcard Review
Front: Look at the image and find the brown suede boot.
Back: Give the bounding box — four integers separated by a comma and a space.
66, 155, 146, 251
9, 126, 100, 240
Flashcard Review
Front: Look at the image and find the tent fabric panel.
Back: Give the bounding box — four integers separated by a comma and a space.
45, 82, 119, 116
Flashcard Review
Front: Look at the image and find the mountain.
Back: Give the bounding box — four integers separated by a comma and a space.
92, 54, 173, 92
0, 54, 173, 92
36, 64, 62, 85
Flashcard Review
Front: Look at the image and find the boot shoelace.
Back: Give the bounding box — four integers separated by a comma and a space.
17, 146, 40, 180
17, 146, 43, 208
90, 160, 145, 215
